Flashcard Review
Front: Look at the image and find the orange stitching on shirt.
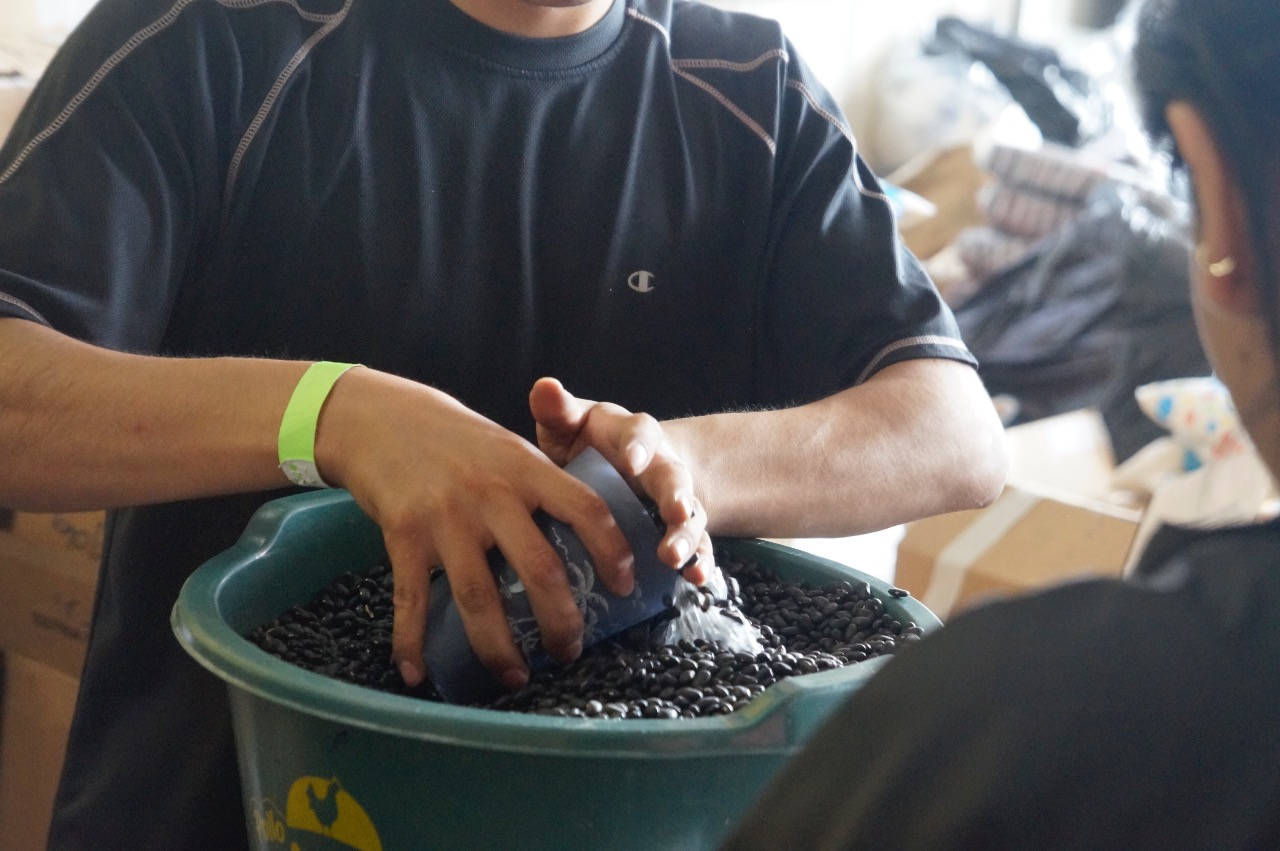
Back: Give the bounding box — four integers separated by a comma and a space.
0, 290, 50, 325
673, 49, 788, 73
670, 66, 776, 154
785, 79, 890, 205
856, 335, 972, 384
627, 8, 782, 155
0, 0, 352, 190
221, 0, 354, 220
0, 0, 200, 186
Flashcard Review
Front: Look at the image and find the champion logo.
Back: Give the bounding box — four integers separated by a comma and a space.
628, 270, 656, 293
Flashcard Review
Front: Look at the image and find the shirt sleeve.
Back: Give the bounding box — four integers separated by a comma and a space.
754, 44, 975, 406
0, 0, 237, 351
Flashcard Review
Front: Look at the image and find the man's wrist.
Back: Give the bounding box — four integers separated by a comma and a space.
278, 362, 362, 487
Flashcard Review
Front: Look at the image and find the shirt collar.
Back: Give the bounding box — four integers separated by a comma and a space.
423, 0, 626, 72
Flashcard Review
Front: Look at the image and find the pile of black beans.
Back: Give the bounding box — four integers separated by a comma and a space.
248, 551, 924, 719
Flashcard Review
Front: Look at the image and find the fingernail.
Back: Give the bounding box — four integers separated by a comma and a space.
563, 641, 583, 661
501, 667, 530, 691
618, 554, 636, 594
626, 443, 648, 472
672, 538, 690, 565
398, 660, 422, 687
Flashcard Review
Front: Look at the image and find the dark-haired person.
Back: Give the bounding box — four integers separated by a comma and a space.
0, 0, 1007, 847
721, 0, 1280, 847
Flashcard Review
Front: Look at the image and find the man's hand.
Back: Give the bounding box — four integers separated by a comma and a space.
313, 370, 639, 692
529, 377, 713, 586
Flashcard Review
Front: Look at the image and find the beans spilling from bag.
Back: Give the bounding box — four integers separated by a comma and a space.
248, 553, 923, 718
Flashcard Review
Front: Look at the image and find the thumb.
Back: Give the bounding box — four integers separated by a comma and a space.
529, 377, 590, 463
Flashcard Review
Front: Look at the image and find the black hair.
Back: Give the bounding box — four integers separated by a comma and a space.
1132, 0, 1280, 344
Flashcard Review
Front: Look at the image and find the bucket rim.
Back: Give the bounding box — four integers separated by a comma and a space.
172, 491, 940, 756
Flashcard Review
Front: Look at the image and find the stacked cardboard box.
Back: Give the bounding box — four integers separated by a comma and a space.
0, 80, 27, 146
0, 36, 45, 146
897, 409, 1143, 620
0, 511, 103, 850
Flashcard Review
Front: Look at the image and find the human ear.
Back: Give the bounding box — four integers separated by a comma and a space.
1166, 101, 1258, 313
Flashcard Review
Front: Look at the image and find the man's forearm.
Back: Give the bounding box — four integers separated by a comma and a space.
0, 318, 305, 511
667, 359, 1008, 538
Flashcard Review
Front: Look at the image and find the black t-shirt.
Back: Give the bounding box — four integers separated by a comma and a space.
0, 0, 974, 847
722, 519, 1280, 850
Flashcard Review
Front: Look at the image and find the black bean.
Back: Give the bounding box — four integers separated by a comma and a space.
770, 661, 795, 677
250, 554, 915, 720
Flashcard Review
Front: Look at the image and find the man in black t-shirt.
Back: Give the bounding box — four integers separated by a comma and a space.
0, 0, 1005, 846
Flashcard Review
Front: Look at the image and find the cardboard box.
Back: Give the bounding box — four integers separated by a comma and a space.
0, 526, 99, 678
896, 485, 1140, 619
895, 410, 1142, 620
1003, 407, 1129, 505
0, 513, 101, 848
0, 79, 31, 147
888, 144, 992, 263
0, 652, 79, 851
9, 510, 105, 566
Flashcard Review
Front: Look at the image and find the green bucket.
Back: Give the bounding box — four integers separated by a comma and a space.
172, 490, 940, 851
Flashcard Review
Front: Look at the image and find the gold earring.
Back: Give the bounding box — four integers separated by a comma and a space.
1195, 244, 1237, 278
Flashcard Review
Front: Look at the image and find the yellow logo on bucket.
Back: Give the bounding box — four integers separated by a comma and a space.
252, 776, 382, 850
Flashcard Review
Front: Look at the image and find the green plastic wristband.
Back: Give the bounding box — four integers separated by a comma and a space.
278, 361, 361, 488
